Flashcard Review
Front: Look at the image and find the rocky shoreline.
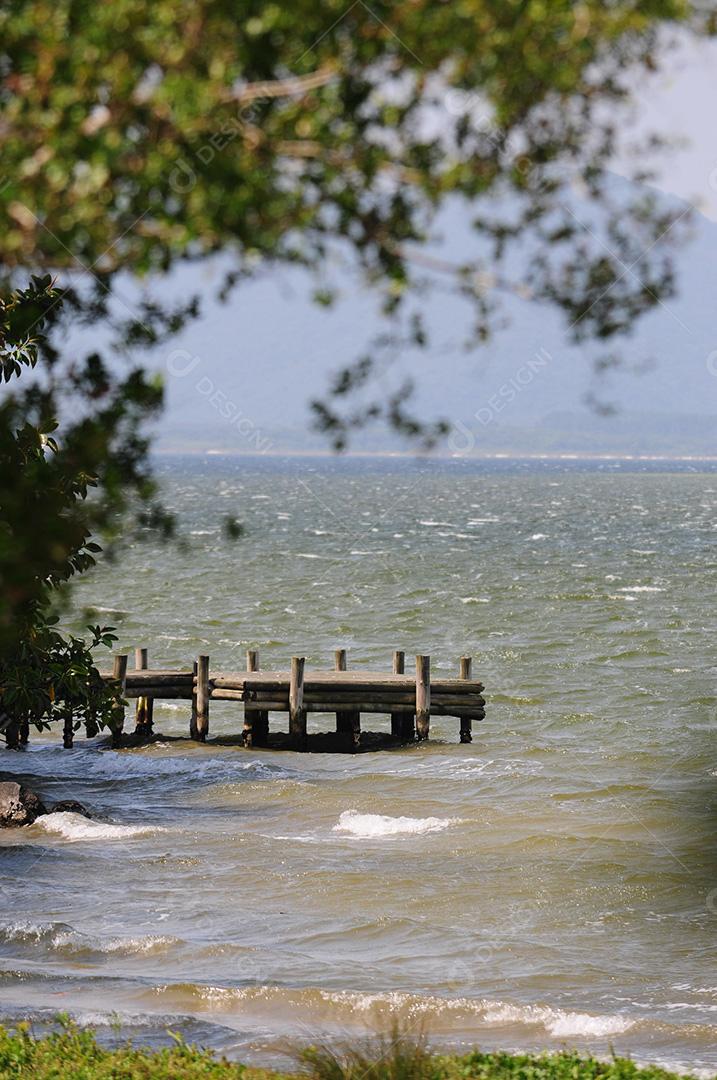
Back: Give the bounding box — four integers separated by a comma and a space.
0, 783, 91, 828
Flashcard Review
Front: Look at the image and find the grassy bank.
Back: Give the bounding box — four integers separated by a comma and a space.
0, 1023, 701, 1080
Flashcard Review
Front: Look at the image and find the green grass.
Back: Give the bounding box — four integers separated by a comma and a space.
0, 1020, 704, 1080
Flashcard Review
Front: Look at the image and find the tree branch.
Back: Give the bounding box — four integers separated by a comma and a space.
230, 64, 337, 104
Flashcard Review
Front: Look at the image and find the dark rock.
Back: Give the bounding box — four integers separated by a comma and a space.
0, 782, 47, 827
51, 800, 92, 818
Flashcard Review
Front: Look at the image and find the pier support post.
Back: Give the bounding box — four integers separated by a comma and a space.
134, 647, 154, 738
194, 655, 210, 742
390, 651, 409, 740
190, 659, 198, 739
415, 654, 430, 741
85, 700, 98, 739
334, 649, 360, 749
244, 649, 269, 747
111, 654, 128, 748
5, 721, 20, 750
459, 655, 473, 743
289, 656, 307, 749
63, 704, 74, 749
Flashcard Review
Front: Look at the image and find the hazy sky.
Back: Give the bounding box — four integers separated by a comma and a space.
616, 34, 717, 221
109, 29, 717, 453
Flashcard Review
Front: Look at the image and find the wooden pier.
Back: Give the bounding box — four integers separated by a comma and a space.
96, 649, 485, 752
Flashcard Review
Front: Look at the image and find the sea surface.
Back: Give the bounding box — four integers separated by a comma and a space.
2, 455, 717, 1072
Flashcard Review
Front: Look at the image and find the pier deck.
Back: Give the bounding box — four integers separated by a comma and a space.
94, 650, 486, 751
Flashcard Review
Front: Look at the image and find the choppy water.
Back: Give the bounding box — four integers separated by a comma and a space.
2, 456, 717, 1071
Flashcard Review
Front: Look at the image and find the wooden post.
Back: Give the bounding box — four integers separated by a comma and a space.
289, 656, 307, 749
334, 647, 349, 734
134, 647, 153, 737
5, 721, 20, 750
390, 650, 406, 739
63, 704, 74, 749
85, 700, 98, 739
459, 655, 473, 743
244, 649, 269, 748
194, 655, 210, 741
415, 654, 430, 741
189, 659, 198, 739
349, 708, 361, 750
243, 649, 256, 747
334, 649, 360, 748
111, 653, 128, 748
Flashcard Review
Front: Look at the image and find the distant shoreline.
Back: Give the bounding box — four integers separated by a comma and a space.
153, 447, 717, 462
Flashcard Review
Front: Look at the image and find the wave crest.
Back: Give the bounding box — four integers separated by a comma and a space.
34, 812, 164, 842
333, 810, 460, 837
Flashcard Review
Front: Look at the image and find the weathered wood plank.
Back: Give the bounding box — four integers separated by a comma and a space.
211, 688, 248, 701
210, 671, 483, 692
124, 686, 194, 699
117, 671, 194, 685
110, 669, 483, 691
236, 700, 485, 717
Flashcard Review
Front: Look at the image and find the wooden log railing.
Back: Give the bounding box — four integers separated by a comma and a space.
87, 651, 485, 752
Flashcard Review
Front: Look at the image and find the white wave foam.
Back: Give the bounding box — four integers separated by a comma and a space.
333, 810, 459, 838
144, 985, 636, 1043
99, 934, 177, 954
546, 1010, 633, 1037
482, 1002, 634, 1038
617, 586, 665, 593
459, 597, 490, 604
35, 812, 163, 842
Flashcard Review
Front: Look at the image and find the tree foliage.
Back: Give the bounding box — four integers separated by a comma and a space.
0, 1, 713, 445
0, 277, 164, 740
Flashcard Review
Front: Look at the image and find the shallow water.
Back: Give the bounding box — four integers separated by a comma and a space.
2, 456, 717, 1071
